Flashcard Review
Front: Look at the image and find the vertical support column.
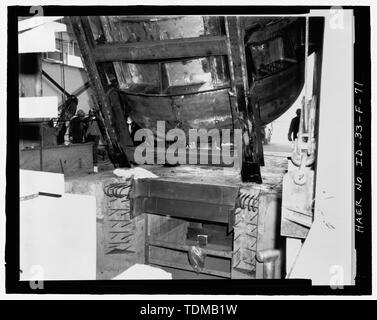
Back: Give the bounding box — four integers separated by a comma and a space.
225, 17, 249, 119
226, 17, 263, 182
225, 16, 248, 133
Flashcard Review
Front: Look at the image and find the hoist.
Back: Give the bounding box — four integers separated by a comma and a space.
281, 16, 317, 241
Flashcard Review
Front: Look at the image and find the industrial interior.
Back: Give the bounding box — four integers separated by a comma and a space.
19, 11, 355, 284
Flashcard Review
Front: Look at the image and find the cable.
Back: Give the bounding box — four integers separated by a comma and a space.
103, 182, 132, 199
238, 189, 260, 212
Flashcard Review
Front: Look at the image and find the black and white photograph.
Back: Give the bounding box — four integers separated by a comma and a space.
0, 1, 374, 303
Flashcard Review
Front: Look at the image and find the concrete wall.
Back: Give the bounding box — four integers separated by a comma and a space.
20, 193, 96, 280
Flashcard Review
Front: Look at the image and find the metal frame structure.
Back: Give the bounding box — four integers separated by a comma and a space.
68, 16, 255, 170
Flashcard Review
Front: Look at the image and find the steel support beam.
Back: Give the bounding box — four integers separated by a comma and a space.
129, 178, 239, 230
68, 16, 130, 166
92, 36, 228, 62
